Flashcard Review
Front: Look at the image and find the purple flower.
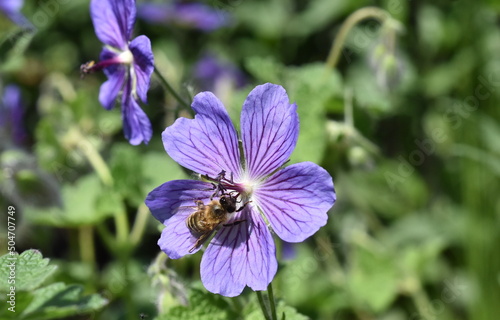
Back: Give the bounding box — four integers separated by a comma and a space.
138, 2, 231, 32
0, 0, 31, 27
0, 85, 27, 148
193, 53, 246, 92
146, 83, 336, 297
85, 0, 154, 145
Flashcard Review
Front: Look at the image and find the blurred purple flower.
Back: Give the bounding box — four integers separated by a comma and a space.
0, 85, 27, 147
138, 2, 231, 32
84, 0, 154, 145
281, 241, 297, 261
146, 83, 336, 297
0, 0, 32, 27
193, 54, 246, 91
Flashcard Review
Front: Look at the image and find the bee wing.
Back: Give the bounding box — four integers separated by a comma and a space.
170, 204, 199, 215
189, 228, 217, 253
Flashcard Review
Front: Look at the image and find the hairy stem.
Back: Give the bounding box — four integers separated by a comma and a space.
325, 6, 391, 70
78, 226, 95, 266
256, 290, 272, 320
129, 203, 150, 249
154, 67, 191, 110
77, 134, 113, 187
267, 282, 278, 320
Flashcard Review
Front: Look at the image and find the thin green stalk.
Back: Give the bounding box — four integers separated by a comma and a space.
267, 283, 278, 320
96, 224, 115, 252
76, 133, 113, 187
325, 6, 391, 70
154, 67, 190, 110
129, 203, 150, 249
78, 226, 95, 265
114, 209, 130, 249
256, 291, 272, 320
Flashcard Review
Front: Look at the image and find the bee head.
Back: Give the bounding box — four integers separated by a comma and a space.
219, 194, 237, 213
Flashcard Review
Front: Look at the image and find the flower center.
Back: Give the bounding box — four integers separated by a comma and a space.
117, 50, 134, 65
80, 49, 134, 75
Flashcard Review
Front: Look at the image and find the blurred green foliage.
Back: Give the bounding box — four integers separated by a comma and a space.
1, 0, 499, 319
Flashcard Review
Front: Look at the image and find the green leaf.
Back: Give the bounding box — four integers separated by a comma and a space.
23, 174, 114, 227
286, 63, 342, 164
0, 250, 107, 319
0, 150, 61, 208
142, 152, 188, 192
0, 250, 57, 292
235, 0, 290, 39
338, 160, 428, 219
156, 289, 236, 320
347, 245, 398, 312
0, 27, 35, 72
245, 299, 309, 320
21, 283, 108, 320
245, 56, 285, 84
109, 143, 144, 206
346, 63, 392, 113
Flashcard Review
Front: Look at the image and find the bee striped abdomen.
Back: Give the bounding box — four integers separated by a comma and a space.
186, 212, 206, 233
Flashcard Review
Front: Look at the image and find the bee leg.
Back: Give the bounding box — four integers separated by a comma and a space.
195, 200, 205, 210
223, 219, 247, 227
236, 201, 252, 212
188, 231, 213, 253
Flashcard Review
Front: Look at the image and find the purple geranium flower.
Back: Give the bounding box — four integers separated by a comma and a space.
0, 0, 32, 27
193, 53, 246, 92
0, 85, 27, 148
146, 83, 336, 297
138, 2, 231, 32
84, 0, 154, 145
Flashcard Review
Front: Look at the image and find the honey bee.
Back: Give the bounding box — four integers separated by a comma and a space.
186, 192, 249, 253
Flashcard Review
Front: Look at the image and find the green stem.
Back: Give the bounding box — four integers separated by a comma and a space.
154, 67, 191, 110
267, 283, 278, 320
76, 134, 113, 187
78, 226, 95, 265
114, 209, 130, 249
325, 6, 391, 70
96, 224, 115, 252
256, 291, 272, 320
129, 203, 150, 249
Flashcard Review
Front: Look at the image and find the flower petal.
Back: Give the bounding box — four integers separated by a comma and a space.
137, 3, 231, 31
99, 64, 126, 110
121, 78, 152, 145
145, 180, 213, 223
90, 0, 136, 49
0, 0, 23, 13
254, 162, 336, 242
240, 83, 299, 180
129, 35, 154, 104
157, 207, 202, 259
200, 206, 277, 297
0, 0, 32, 28
146, 180, 214, 259
162, 92, 241, 178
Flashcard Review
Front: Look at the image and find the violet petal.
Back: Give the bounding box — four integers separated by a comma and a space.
254, 162, 336, 242
99, 66, 126, 110
121, 77, 152, 145
162, 92, 241, 179
240, 83, 299, 180
129, 35, 154, 104
145, 180, 213, 223
0, 0, 23, 13
200, 206, 277, 297
146, 180, 215, 258
157, 207, 203, 259
90, 0, 136, 50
